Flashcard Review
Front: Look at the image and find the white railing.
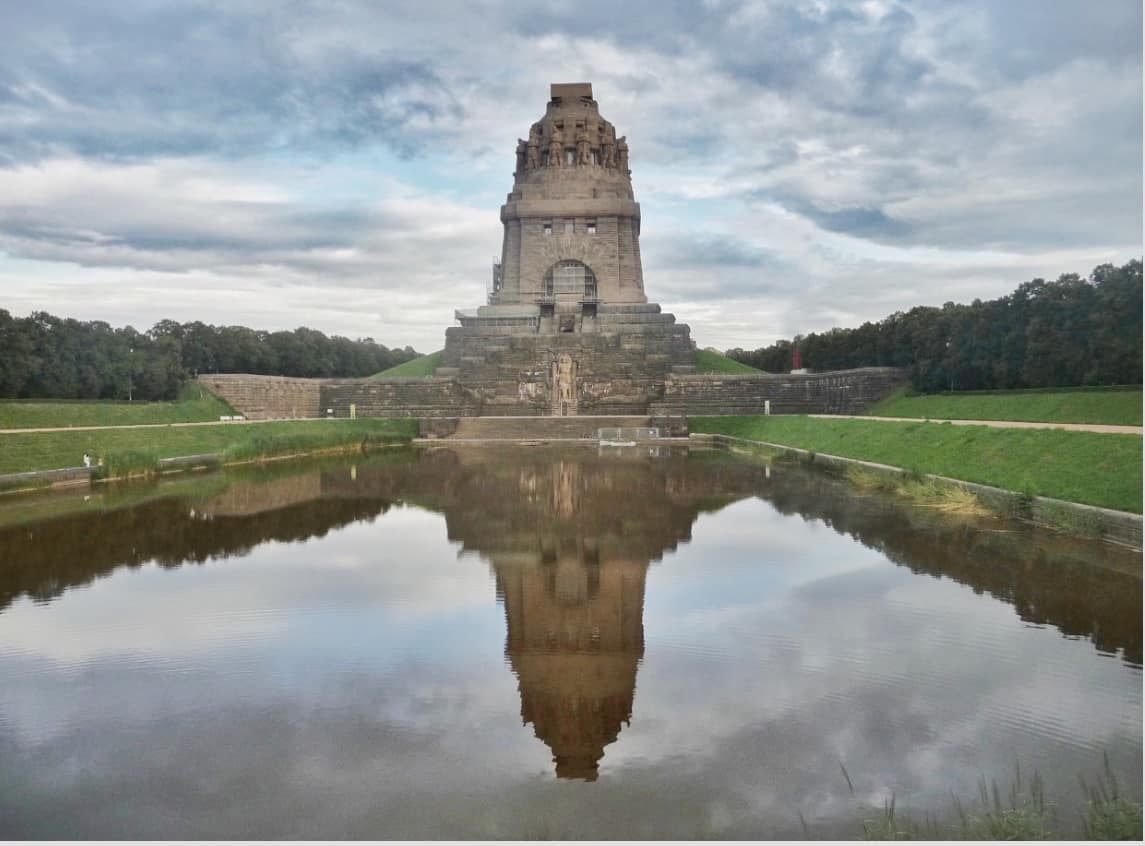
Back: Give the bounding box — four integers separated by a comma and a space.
596, 426, 659, 444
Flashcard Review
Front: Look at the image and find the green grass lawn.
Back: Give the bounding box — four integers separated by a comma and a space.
374, 350, 443, 378
867, 386, 1142, 426
689, 415, 1142, 513
0, 418, 418, 476
0, 385, 235, 429
693, 349, 763, 374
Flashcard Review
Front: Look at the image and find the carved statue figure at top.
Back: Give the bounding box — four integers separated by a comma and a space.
576, 127, 592, 165
548, 123, 564, 168
526, 124, 541, 171
616, 136, 629, 173
601, 121, 616, 169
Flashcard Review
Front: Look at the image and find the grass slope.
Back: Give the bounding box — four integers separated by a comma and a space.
867, 386, 1142, 426
374, 351, 443, 378
0, 418, 418, 476
0, 385, 235, 429
694, 349, 763, 374
689, 415, 1142, 513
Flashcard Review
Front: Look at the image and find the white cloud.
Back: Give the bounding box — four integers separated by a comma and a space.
0, 0, 1138, 352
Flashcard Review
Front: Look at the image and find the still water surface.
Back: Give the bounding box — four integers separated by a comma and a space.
0, 446, 1139, 839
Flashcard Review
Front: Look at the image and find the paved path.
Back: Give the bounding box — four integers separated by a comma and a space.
0, 418, 294, 434
812, 414, 1142, 435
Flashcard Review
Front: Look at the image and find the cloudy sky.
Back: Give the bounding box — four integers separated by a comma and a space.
0, 0, 1140, 353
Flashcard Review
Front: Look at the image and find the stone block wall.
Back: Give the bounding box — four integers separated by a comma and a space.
617, 217, 642, 299
651, 367, 907, 416
199, 366, 907, 421
320, 378, 480, 418
198, 374, 321, 420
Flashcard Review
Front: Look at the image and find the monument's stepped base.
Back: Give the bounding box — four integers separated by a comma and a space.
197, 367, 907, 421
442, 303, 695, 415
419, 415, 688, 441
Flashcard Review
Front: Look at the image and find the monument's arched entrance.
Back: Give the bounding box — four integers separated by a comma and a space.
544, 260, 597, 302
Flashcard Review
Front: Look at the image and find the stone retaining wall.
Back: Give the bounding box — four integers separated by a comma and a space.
653, 367, 906, 416
198, 374, 321, 420
0, 466, 92, 493
320, 379, 480, 418
201, 366, 906, 420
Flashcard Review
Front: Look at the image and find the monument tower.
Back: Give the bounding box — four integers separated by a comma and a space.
493, 82, 646, 308
439, 82, 696, 416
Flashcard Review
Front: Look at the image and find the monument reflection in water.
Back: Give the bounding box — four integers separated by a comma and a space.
392, 446, 714, 780
489, 457, 651, 781
0, 445, 1140, 840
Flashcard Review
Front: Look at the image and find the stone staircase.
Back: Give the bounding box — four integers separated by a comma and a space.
427, 415, 687, 441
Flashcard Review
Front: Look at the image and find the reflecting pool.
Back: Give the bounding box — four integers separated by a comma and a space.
0, 445, 1139, 839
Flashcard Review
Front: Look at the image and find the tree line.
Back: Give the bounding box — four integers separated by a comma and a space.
727, 261, 1142, 392
0, 312, 420, 401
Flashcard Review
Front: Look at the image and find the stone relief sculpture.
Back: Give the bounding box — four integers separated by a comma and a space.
515, 139, 527, 175
554, 353, 576, 413
616, 136, 629, 173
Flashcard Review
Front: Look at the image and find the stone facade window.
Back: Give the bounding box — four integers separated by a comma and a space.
565, 220, 574, 234
586, 221, 596, 235
543, 222, 552, 236
565, 149, 575, 166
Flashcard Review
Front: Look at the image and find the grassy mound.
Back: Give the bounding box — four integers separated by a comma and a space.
867, 386, 1142, 426
689, 414, 1142, 513
0, 384, 236, 430
694, 349, 763, 374
373, 351, 443, 378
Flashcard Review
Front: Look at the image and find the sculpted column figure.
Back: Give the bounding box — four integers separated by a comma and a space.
576, 127, 592, 166
601, 122, 616, 169
548, 124, 564, 168
616, 136, 629, 174
515, 139, 527, 176
526, 125, 541, 171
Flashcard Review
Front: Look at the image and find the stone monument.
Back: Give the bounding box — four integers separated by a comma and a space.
199, 84, 907, 423
439, 82, 696, 416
